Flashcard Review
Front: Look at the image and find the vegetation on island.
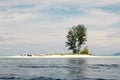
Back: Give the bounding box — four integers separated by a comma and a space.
20, 24, 93, 57
66, 24, 89, 55
80, 47, 89, 54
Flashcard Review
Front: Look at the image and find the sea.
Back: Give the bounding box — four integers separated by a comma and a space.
0, 56, 120, 80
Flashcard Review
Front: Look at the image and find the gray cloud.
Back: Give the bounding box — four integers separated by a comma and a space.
0, 33, 30, 44
0, 36, 27, 43
107, 32, 120, 38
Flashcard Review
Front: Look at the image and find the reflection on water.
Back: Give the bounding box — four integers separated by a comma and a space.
66, 58, 120, 80
67, 58, 86, 80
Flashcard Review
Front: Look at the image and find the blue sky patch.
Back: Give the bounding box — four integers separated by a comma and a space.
101, 4, 120, 13
41, 7, 82, 15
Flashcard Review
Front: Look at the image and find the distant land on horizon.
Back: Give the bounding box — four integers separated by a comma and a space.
113, 52, 120, 56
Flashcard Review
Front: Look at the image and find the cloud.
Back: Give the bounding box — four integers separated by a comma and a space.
0, 13, 34, 24
61, 10, 120, 28
1, 0, 120, 26
0, 0, 120, 55
0, 33, 30, 44
107, 32, 120, 38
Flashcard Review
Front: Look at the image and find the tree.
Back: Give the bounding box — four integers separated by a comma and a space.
66, 29, 77, 53
66, 24, 87, 53
80, 46, 89, 54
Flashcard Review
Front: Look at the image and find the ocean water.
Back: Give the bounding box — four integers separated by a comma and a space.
0, 57, 120, 80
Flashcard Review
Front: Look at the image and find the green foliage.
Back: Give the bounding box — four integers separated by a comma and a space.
66, 29, 77, 53
66, 24, 87, 53
80, 47, 89, 54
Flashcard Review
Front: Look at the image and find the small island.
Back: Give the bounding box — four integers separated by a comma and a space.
17, 25, 94, 58
18, 54, 93, 58
19, 46, 94, 58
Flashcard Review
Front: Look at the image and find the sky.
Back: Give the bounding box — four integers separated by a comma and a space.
0, 0, 120, 56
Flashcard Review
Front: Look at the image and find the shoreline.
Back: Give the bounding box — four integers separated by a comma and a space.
12, 54, 93, 58
1, 55, 120, 58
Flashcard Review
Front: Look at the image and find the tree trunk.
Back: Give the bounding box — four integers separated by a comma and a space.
77, 45, 81, 53
73, 49, 77, 53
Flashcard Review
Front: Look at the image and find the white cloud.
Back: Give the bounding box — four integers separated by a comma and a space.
0, 13, 33, 24
87, 9, 111, 16
0, 33, 31, 44
0, 0, 120, 55
92, 0, 120, 7
0, 31, 66, 45
69, 6, 120, 26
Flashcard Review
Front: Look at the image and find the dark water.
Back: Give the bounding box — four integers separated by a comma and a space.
0, 57, 120, 80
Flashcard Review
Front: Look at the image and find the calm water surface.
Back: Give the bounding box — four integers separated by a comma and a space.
0, 57, 120, 80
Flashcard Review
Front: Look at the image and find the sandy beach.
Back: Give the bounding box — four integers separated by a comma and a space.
5, 54, 120, 58
6, 54, 94, 58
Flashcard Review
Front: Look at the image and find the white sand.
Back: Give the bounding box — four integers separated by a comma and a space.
8, 54, 95, 58
1, 55, 120, 58
6, 55, 120, 58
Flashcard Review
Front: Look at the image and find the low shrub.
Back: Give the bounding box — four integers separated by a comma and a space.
80, 48, 89, 54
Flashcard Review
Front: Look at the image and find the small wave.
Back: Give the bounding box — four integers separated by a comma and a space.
97, 64, 119, 67
0, 77, 21, 79
92, 64, 119, 69
90, 66, 100, 69
95, 78, 115, 80
18, 65, 78, 69
111, 64, 119, 67
29, 77, 66, 80
84, 78, 115, 80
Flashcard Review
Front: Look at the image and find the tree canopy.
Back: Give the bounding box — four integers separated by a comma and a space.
66, 24, 87, 53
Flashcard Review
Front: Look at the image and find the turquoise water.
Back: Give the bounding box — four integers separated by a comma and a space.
0, 57, 120, 80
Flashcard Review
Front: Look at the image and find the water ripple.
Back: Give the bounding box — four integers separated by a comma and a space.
91, 64, 120, 69
0, 76, 21, 79
18, 65, 78, 69
83, 78, 115, 80
29, 77, 66, 80
0, 76, 116, 80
